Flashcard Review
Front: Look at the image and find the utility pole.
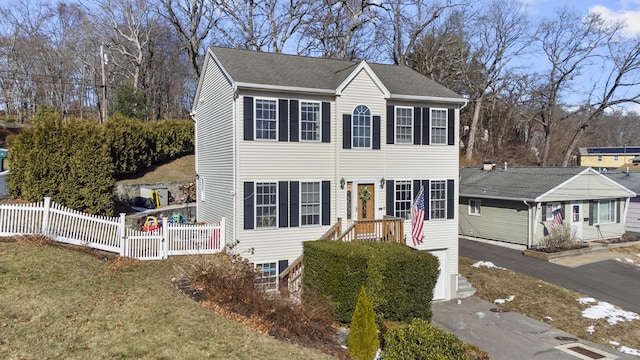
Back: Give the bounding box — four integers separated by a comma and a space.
100, 44, 108, 123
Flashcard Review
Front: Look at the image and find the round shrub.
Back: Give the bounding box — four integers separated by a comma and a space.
381, 318, 466, 360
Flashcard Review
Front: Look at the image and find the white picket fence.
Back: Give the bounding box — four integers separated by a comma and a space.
0, 197, 225, 260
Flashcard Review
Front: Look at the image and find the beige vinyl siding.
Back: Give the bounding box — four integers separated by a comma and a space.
459, 198, 529, 245
195, 57, 235, 243
542, 172, 633, 202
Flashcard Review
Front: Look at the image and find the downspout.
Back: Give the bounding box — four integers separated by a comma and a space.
232, 89, 238, 245
523, 200, 532, 249
190, 110, 198, 221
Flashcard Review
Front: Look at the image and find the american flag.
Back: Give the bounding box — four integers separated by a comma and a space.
551, 208, 563, 228
210, 221, 221, 249
411, 187, 425, 246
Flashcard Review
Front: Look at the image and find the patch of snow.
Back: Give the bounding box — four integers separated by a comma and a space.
475, 312, 485, 319
506, 295, 515, 302
577, 297, 596, 304
580, 301, 639, 325
625, 258, 635, 264
609, 340, 620, 346
544, 316, 553, 321
374, 348, 382, 360
494, 295, 516, 305
471, 261, 505, 269
587, 325, 595, 334
620, 346, 640, 356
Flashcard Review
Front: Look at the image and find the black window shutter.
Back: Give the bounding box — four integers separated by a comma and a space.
422, 180, 430, 220
290, 181, 299, 227
243, 96, 254, 141
386, 105, 395, 144
448, 108, 455, 145
373, 115, 381, 150
243, 182, 254, 229
278, 181, 289, 228
386, 180, 395, 216
413, 180, 421, 199
414, 107, 422, 145
422, 107, 430, 145
447, 179, 454, 219
343, 114, 352, 149
541, 203, 547, 220
589, 200, 594, 226
278, 260, 289, 275
560, 201, 565, 220
278, 99, 288, 142
322, 181, 331, 225
616, 199, 621, 223
322, 102, 331, 143
289, 100, 299, 142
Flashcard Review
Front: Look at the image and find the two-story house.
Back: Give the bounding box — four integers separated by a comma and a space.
578, 146, 640, 168
191, 47, 467, 300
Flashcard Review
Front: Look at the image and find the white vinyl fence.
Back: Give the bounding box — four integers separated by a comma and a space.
0, 197, 224, 260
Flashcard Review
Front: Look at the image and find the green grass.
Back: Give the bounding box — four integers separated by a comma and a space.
0, 238, 335, 360
460, 256, 640, 352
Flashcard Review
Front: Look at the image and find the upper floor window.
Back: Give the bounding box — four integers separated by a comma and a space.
395, 107, 413, 144
430, 180, 446, 219
469, 199, 481, 216
301, 181, 321, 226
597, 155, 603, 162
256, 182, 277, 228
301, 101, 321, 141
614, 155, 619, 161
352, 105, 371, 148
394, 180, 413, 219
431, 109, 447, 145
594, 199, 616, 224
255, 98, 277, 140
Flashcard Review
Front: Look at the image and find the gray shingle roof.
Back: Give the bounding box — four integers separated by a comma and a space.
603, 171, 640, 193
460, 167, 587, 200
209, 46, 464, 99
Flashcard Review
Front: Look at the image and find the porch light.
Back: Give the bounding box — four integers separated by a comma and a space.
380, 178, 385, 189
340, 177, 346, 189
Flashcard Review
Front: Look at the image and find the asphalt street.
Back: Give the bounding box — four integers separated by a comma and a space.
459, 238, 640, 314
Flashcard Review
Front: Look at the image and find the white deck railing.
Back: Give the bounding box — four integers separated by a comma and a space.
0, 197, 225, 260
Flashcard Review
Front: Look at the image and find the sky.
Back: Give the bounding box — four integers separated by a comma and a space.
474, 260, 640, 357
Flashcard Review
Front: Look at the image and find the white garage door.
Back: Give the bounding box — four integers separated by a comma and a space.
429, 250, 447, 300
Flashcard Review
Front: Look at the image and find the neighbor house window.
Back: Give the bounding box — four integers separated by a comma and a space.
614, 155, 619, 161
300, 101, 320, 141
255, 98, 277, 140
594, 199, 616, 224
256, 262, 277, 290
352, 105, 371, 148
469, 199, 481, 216
395, 107, 413, 144
597, 155, 603, 162
301, 182, 321, 226
256, 182, 277, 228
394, 180, 412, 219
431, 109, 447, 145
430, 180, 446, 219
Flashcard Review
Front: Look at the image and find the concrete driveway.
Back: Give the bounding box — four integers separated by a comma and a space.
459, 238, 640, 314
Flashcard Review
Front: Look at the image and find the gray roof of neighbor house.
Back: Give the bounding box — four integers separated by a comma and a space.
603, 171, 640, 193
209, 46, 464, 100
460, 167, 589, 201
578, 146, 640, 155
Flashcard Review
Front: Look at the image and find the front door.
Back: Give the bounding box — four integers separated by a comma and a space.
570, 201, 583, 239
357, 184, 375, 220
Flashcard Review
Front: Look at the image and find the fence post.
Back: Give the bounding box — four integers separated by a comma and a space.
41, 197, 51, 236
119, 213, 126, 256
162, 217, 169, 259
220, 217, 226, 250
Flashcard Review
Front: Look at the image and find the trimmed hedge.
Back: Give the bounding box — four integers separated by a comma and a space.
381, 318, 467, 360
303, 240, 439, 323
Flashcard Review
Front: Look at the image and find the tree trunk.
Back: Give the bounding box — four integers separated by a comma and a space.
541, 124, 552, 166
562, 124, 587, 167
465, 96, 483, 162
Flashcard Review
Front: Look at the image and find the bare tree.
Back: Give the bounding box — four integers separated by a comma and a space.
160, 0, 219, 79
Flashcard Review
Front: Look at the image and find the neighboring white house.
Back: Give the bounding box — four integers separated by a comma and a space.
191, 47, 467, 300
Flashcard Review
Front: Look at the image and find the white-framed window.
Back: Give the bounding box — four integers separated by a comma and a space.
256, 182, 277, 228
394, 180, 412, 219
431, 108, 447, 145
395, 106, 413, 144
300, 101, 321, 141
597, 155, 603, 162
614, 155, 619, 161
430, 180, 446, 219
301, 181, 321, 226
255, 98, 277, 140
469, 199, 481, 216
352, 105, 371, 148
545, 202, 561, 220
256, 262, 278, 291
594, 199, 616, 224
